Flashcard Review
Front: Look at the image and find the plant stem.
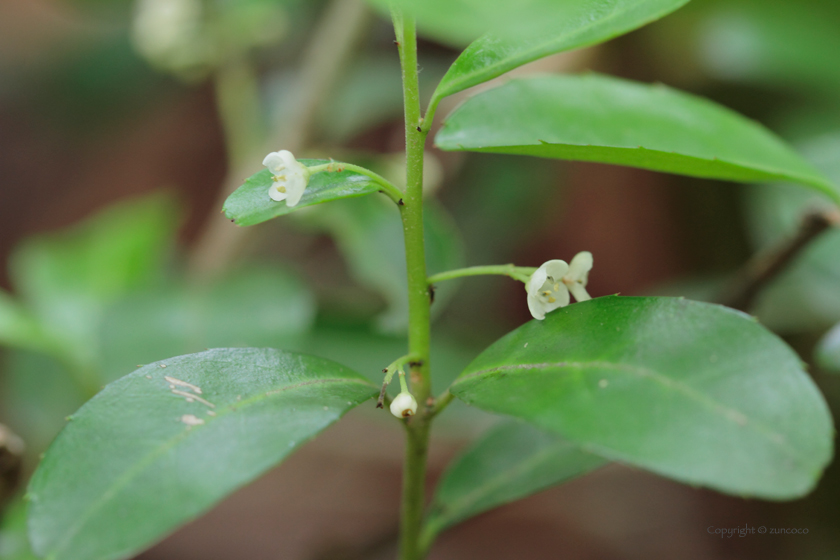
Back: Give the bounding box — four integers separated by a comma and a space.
428, 389, 454, 418
719, 208, 839, 311
427, 264, 537, 285
306, 162, 405, 205
393, 8, 432, 560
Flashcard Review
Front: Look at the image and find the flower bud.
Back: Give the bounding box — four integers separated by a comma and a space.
390, 392, 418, 418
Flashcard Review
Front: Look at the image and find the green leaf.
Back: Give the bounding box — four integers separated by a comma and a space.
430, 0, 690, 103
2, 351, 87, 455
320, 55, 449, 141
9, 194, 178, 371
423, 421, 606, 541
0, 291, 53, 354
369, 0, 686, 48
450, 296, 834, 499
695, 3, 840, 96
435, 74, 840, 203
301, 196, 464, 332
99, 265, 316, 382
0, 498, 38, 560
27, 348, 377, 560
816, 323, 840, 373
223, 160, 383, 227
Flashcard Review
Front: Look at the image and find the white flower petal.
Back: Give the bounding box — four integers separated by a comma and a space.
568, 282, 591, 302
262, 152, 286, 174
527, 292, 546, 320
527, 266, 548, 297
566, 251, 593, 283
544, 259, 570, 281
278, 150, 297, 168
268, 185, 288, 202
284, 174, 307, 207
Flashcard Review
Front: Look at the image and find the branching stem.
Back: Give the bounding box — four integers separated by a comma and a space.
719, 208, 839, 311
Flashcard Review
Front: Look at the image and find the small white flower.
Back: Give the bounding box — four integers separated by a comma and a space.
390, 391, 418, 418
263, 150, 310, 207
526, 251, 593, 320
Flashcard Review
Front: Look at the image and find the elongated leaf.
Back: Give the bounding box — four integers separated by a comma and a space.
817, 323, 840, 373
224, 160, 385, 227
435, 74, 840, 203
423, 421, 606, 541
431, 0, 690, 103
450, 296, 834, 499
27, 348, 377, 560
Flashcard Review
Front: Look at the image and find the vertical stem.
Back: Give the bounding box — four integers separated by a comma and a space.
393, 9, 432, 560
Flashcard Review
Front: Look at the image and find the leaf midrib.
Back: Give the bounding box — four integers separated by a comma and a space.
44, 375, 375, 559
449, 143, 831, 193
454, 360, 806, 467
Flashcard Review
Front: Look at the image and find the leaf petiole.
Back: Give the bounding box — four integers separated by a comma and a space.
306, 162, 405, 206
427, 264, 537, 285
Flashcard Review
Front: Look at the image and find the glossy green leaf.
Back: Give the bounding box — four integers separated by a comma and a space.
223, 160, 384, 227
435, 74, 840, 203
430, 0, 690, 103
451, 296, 834, 499
301, 196, 464, 332
816, 323, 840, 373
27, 348, 377, 560
99, 265, 315, 382
423, 421, 606, 541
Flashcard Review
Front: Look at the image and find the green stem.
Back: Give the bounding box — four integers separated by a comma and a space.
307, 162, 405, 205
428, 389, 454, 419
427, 264, 537, 285
393, 8, 432, 560
398, 370, 410, 393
